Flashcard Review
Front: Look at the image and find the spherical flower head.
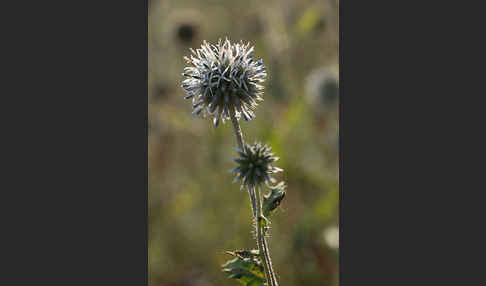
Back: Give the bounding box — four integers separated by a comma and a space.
181, 38, 267, 127
230, 142, 283, 190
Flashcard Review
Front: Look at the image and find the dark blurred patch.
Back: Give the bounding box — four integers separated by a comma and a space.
314, 17, 327, 33
319, 79, 339, 106
153, 83, 170, 101
305, 66, 339, 114
175, 23, 198, 45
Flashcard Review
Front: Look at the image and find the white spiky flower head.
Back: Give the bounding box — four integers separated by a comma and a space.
181, 38, 267, 127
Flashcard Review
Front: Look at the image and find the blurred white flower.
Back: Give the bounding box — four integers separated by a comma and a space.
323, 225, 339, 249
305, 66, 339, 111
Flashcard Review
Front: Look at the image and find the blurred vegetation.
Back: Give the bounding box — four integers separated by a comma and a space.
149, 0, 339, 285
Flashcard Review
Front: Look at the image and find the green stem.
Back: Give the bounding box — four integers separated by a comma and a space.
230, 109, 257, 217
230, 108, 244, 151
254, 186, 279, 286
229, 110, 277, 285
248, 187, 257, 218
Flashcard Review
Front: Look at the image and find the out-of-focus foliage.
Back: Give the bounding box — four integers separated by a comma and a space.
149, 0, 339, 285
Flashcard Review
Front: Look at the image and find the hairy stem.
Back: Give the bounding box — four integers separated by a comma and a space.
229, 108, 244, 151
229, 109, 257, 217
248, 187, 257, 218
254, 186, 279, 286
229, 110, 277, 285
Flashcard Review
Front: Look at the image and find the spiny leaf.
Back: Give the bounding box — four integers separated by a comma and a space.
263, 182, 286, 217
222, 249, 265, 286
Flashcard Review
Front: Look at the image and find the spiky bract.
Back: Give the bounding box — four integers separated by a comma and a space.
181, 38, 267, 127
231, 142, 282, 190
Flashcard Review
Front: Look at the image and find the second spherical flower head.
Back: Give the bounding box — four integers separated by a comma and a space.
230, 142, 283, 190
181, 38, 267, 127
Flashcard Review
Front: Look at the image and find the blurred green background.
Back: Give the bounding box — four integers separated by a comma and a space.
149, 0, 339, 285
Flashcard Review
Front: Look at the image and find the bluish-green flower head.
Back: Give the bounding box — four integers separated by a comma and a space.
231, 142, 282, 190
181, 38, 267, 127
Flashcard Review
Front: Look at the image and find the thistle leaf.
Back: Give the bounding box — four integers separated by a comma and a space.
263, 182, 286, 217
222, 249, 265, 286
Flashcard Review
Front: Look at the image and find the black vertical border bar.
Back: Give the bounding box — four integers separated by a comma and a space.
1, 0, 148, 285
339, 0, 423, 284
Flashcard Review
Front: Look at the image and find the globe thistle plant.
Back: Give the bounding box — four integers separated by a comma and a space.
181, 38, 283, 286
231, 142, 283, 190
181, 38, 267, 127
